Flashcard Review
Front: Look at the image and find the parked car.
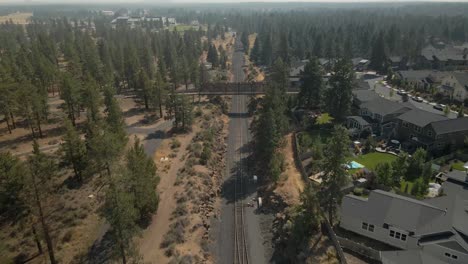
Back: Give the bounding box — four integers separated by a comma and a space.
397, 89, 407, 95
433, 104, 445, 111
412, 96, 424, 103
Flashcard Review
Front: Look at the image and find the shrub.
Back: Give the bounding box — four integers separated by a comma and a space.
62, 230, 73, 243
200, 145, 212, 165
353, 187, 364, 196
173, 203, 188, 218
171, 138, 181, 149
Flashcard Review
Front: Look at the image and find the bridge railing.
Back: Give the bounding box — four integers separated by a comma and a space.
177, 82, 299, 94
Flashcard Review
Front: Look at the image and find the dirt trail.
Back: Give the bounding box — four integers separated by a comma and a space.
138, 130, 197, 263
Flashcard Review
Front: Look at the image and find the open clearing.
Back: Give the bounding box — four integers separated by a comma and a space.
0, 12, 32, 24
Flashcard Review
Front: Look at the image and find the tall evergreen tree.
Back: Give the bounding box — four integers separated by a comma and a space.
369, 32, 388, 74
60, 120, 88, 183
299, 57, 324, 109
27, 141, 57, 264
318, 125, 350, 224
126, 137, 160, 223
326, 59, 354, 120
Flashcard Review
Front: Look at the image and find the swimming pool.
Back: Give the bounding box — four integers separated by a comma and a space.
347, 161, 365, 169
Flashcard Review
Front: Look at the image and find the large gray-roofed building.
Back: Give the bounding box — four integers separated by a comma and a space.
421, 45, 466, 62
396, 109, 448, 128
430, 117, 468, 135
341, 170, 468, 264
360, 96, 412, 117
352, 89, 379, 103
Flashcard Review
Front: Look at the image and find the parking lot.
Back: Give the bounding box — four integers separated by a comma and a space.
367, 77, 458, 119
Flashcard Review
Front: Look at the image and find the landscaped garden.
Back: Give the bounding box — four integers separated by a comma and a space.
452, 160, 467, 171
349, 152, 397, 171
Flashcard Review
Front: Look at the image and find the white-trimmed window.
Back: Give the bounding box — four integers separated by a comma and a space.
389, 230, 407, 241
445, 252, 458, 260
361, 222, 374, 232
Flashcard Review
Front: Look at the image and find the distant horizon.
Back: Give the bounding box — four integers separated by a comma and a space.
3, 0, 468, 5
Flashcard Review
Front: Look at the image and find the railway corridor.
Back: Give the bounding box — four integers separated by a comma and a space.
215, 38, 268, 264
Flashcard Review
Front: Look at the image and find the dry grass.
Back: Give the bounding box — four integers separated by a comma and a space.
0, 12, 32, 24
274, 133, 305, 206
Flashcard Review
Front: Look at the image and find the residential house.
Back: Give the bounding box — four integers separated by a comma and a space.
357, 96, 412, 137
350, 90, 468, 153
438, 72, 468, 102
393, 109, 449, 151
101, 10, 114, 16
395, 70, 447, 92
289, 60, 307, 88
419, 44, 468, 70
352, 58, 370, 72
341, 169, 468, 264
428, 117, 468, 153
389, 56, 409, 71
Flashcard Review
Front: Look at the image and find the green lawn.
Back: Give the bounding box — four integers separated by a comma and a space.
297, 129, 332, 153
315, 113, 334, 125
400, 180, 414, 194
350, 152, 398, 171
452, 161, 466, 171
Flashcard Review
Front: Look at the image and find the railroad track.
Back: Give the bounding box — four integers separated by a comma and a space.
233, 90, 249, 263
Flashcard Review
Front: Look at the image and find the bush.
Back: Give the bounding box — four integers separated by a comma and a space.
200, 145, 212, 165
172, 203, 188, 218
189, 143, 203, 157
161, 218, 189, 248
171, 138, 181, 149
62, 230, 73, 243
353, 187, 364, 196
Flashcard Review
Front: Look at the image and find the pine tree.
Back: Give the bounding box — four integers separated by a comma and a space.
250, 37, 261, 64
126, 137, 160, 223
81, 75, 102, 123
369, 32, 388, 74
60, 73, 81, 126
269, 58, 289, 93
260, 33, 273, 66
278, 32, 290, 64
137, 70, 151, 110
326, 59, 354, 120
104, 86, 128, 146
207, 44, 219, 68
0, 152, 26, 217
60, 120, 88, 183
27, 141, 57, 264
299, 57, 324, 109
102, 170, 140, 264
318, 125, 350, 224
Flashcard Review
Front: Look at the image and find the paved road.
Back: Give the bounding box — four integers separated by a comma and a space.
367, 77, 457, 119
214, 40, 269, 264
126, 119, 173, 157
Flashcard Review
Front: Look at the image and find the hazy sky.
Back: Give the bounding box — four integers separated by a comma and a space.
2, 0, 468, 3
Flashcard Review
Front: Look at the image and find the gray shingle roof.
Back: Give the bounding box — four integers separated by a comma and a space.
396, 109, 448, 128
421, 45, 466, 62
452, 72, 468, 88
430, 117, 468, 135
381, 250, 444, 264
361, 97, 411, 117
347, 116, 370, 126
353, 89, 378, 102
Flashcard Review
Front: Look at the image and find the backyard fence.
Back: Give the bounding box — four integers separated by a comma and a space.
337, 236, 381, 262
321, 222, 348, 264
292, 131, 348, 264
